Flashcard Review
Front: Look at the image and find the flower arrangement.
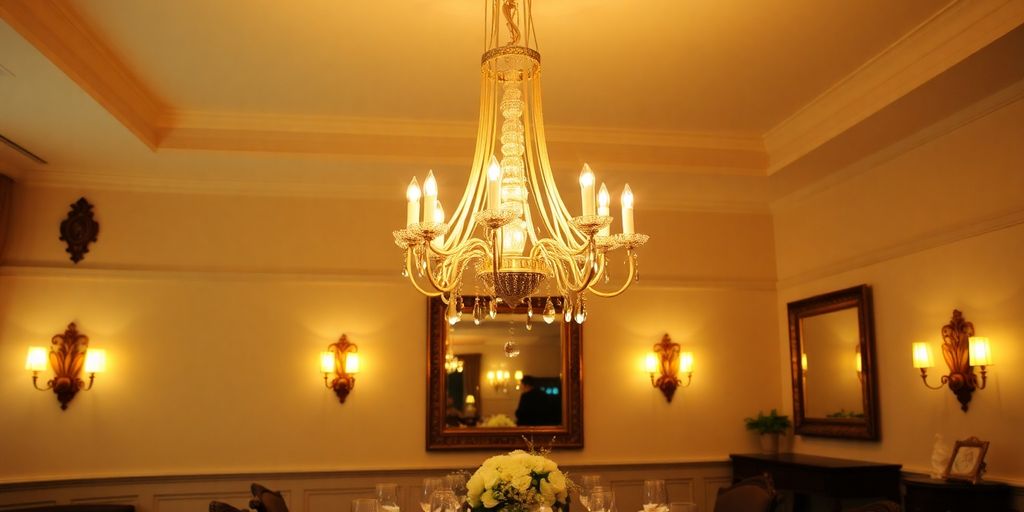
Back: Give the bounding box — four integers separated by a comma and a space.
467, 449, 570, 512
481, 413, 518, 428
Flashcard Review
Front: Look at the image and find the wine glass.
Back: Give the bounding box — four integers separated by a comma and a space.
642, 480, 667, 512
590, 489, 616, 512
352, 499, 380, 512
446, 472, 469, 506
430, 489, 460, 512
376, 483, 400, 512
421, 478, 444, 512
578, 475, 602, 511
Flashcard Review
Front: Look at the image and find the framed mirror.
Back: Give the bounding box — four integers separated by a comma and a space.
427, 295, 583, 450
787, 285, 880, 440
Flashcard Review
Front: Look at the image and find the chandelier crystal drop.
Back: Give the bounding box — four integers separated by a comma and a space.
395, 0, 649, 324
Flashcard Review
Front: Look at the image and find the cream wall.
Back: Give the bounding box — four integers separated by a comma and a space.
773, 97, 1024, 482
0, 182, 780, 483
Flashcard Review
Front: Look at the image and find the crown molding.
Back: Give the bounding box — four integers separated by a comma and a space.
0, 0, 164, 149
776, 207, 1024, 289
764, 0, 1024, 175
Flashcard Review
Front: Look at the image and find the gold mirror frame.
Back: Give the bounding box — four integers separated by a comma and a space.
788, 285, 881, 440
426, 296, 583, 450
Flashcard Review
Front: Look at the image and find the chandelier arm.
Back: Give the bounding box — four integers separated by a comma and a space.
424, 251, 461, 295
405, 250, 443, 297
447, 73, 497, 247
566, 240, 600, 294
587, 250, 638, 298
529, 76, 588, 249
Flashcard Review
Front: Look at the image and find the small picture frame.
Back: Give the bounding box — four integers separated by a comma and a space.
944, 436, 989, 484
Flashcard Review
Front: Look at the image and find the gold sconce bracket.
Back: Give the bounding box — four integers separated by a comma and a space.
648, 334, 693, 403
28, 323, 101, 410
323, 334, 358, 404
916, 310, 991, 412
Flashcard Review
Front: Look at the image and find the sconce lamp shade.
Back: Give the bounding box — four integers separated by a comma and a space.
320, 351, 336, 373
912, 342, 935, 369
680, 352, 694, 374
855, 351, 863, 373
83, 349, 106, 374
465, 394, 476, 404
514, 370, 523, 381
801, 353, 808, 371
486, 370, 495, 383
344, 352, 360, 374
644, 352, 658, 374
25, 347, 48, 372
968, 337, 993, 366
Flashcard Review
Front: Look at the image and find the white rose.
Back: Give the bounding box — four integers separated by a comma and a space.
538, 479, 556, 505
481, 490, 499, 509
512, 473, 533, 492
479, 466, 501, 490
467, 474, 485, 506
546, 471, 567, 501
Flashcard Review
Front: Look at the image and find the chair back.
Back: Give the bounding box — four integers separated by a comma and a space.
713, 474, 779, 512
843, 501, 901, 512
250, 484, 289, 512
209, 502, 245, 512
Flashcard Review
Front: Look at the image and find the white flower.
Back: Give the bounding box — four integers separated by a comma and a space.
481, 490, 499, 509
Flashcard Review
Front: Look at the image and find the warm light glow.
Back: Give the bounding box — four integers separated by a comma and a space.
514, 370, 523, 381
423, 171, 438, 197
501, 219, 528, 255
406, 177, 421, 201
486, 370, 496, 383
644, 352, 658, 374
25, 347, 48, 372
320, 351, 336, 373
598, 183, 610, 209
344, 352, 360, 374
968, 337, 993, 366
433, 200, 445, 224
856, 350, 863, 373
680, 352, 694, 374
621, 184, 635, 235
912, 342, 935, 369
465, 394, 476, 404
579, 164, 595, 187
83, 349, 106, 374
801, 353, 808, 371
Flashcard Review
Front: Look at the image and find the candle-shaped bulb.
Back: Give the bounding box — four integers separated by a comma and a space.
579, 163, 596, 216
621, 184, 635, 235
406, 177, 421, 227
487, 156, 502, 210
423, 170, 438, 224
598, 183, 610, 210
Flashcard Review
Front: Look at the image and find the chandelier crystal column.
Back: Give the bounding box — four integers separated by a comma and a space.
394, 0, 648, 324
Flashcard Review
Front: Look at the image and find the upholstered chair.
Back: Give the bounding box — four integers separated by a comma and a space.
843, 501, 901, 512
713, 474, 780, 512
250, 484, 290, 512
209, 502, 247, 512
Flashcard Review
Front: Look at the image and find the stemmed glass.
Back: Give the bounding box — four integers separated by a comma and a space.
642, 480, 667, 512
589, 489, 616, 512
421, 478, 444, 512
353, 499, 380, 512
430, 489, 461, 512
376, 483, 400, 512
446, 472, 469, 507
578, 475, 602, 511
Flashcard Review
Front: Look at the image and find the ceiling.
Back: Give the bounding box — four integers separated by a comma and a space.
0, 0, 1022, 209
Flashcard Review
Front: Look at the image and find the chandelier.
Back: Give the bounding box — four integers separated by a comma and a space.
394, 0, 648, 324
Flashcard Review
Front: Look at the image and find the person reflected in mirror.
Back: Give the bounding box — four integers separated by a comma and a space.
515, 375, 560, 426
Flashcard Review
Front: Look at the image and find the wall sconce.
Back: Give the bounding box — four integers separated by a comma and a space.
25, 322, 105, 410
645, 334, 693, 402
912, 310, 993, 412
320, 334, 360, 404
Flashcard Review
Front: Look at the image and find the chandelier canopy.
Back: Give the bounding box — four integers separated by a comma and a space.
395, 0, 648, 324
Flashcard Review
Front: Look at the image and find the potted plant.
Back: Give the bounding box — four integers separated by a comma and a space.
744, 409, 791, 454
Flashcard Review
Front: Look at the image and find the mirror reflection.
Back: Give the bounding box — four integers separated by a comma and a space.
445, 315, 563, 428
801, 308, 864, 419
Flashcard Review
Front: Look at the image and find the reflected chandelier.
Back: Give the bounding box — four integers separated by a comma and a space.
394, 0, 648, 324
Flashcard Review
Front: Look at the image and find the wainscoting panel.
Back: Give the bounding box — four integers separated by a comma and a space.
0, 463, 731, 512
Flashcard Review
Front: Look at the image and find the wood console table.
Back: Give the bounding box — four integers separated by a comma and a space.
903, 475, 1013, 512
730, 453, 902, 512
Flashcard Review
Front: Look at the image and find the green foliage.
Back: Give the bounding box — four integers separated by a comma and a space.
744, 409, 791, 434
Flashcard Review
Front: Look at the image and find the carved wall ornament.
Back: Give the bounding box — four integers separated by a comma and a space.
59, 197, 99, 263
